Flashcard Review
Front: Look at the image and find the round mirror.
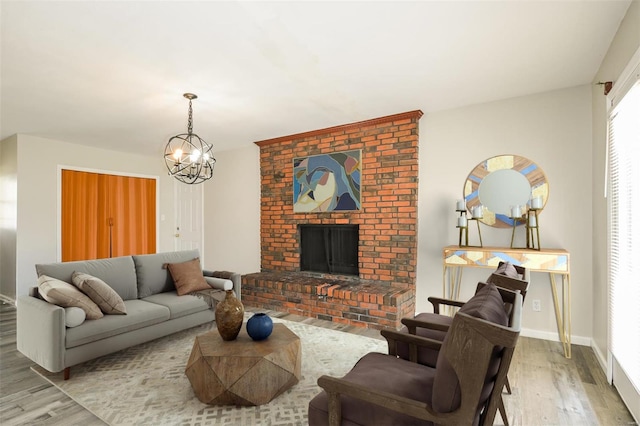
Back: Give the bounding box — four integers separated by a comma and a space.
464, 154, 549, 228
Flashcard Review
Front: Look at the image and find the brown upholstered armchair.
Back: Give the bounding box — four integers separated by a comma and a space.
308, 283, 523, 426
393, 264, 528, 425
396, 262, 527, 363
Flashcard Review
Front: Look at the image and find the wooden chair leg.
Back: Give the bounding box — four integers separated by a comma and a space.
499, 396, 509, 426
63, 367, 70, 380
504, 376, 512, 394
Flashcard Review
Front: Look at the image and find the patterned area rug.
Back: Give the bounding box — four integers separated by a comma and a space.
32, 316, 386, 426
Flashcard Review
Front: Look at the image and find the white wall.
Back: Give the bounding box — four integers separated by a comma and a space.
417, 85, 593, 344
203, 145, 261, 274
591, 0, 640, 361
0, 135, 18, 300
13, 134, 176, 297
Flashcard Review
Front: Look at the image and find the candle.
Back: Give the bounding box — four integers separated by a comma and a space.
511, 205, 522, 218
472, 205, 483, 219
456, 199, 466, 211
529, 214, 537, 227
531, 196, 543, 209
457, 216, 468, 227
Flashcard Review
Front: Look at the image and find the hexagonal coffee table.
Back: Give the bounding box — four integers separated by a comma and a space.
185, 323, 301, 406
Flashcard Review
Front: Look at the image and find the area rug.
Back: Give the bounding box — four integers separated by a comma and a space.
32, 316, 386, 425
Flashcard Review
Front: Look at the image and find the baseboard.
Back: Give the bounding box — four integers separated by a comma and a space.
591, 339, 609, 374
521, 327, 591, 346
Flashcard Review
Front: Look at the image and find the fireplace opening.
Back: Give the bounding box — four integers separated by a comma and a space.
299, 224, 359, 276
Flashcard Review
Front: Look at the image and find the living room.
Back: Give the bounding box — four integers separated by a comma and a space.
1, 1, 639, 424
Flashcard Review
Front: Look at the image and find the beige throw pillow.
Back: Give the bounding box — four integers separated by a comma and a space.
38, 275, 104, 320
167, 258, 209, 296
72, 271, 127, 315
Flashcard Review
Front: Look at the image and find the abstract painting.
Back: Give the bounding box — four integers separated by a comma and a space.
293, 150, 361, 212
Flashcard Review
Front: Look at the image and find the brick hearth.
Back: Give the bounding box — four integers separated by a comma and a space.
245, 110, 422, 329
242, 272, 415, 330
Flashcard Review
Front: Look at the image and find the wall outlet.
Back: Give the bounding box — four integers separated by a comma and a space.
532, 299, 541, 312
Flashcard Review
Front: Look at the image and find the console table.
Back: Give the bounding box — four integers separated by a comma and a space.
442, 245, 571, 358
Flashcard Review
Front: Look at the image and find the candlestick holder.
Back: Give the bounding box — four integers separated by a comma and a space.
457, 209, 469, 247
456, 208, 483, 248
469, 217, 483, 247
509, 215, 526, 249
526, 208, 541, 250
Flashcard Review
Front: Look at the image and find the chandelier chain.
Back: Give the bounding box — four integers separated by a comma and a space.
187, 99, 193, 135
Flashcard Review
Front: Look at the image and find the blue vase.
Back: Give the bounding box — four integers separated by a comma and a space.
246, 313, 273, 341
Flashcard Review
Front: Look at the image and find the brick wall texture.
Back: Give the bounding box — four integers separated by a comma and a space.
247, 110, 423, 329
256, 110, 422, 286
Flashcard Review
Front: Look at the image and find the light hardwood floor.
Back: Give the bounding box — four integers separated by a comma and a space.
0, 302, 635, 425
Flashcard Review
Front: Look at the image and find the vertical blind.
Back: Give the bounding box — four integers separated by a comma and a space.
608, 78, 640, 396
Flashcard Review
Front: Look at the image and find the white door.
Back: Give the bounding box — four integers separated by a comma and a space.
174, 181, 204, 258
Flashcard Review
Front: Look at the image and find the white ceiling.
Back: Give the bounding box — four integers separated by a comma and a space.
0, 0, 631, 156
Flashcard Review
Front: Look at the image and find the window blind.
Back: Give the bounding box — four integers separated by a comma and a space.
608, 77, 640, 412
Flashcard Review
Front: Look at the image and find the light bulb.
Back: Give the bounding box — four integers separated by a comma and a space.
173, 149, 183, 160
190, 149, 201, 162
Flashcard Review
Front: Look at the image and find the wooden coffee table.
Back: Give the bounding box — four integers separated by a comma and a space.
185, 323, 301, 406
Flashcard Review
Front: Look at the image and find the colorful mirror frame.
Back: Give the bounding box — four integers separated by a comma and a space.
463, 154, 549, 228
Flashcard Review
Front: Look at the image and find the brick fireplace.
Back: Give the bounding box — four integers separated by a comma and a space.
242, 110, 422, 329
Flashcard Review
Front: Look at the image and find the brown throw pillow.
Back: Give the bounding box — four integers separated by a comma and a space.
494, 262, 519, 278
167, 258, 209, 296
72, 271, 127, 315
38, 275, 104, 320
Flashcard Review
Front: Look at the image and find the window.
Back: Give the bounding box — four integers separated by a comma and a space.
607, 50, 640, 421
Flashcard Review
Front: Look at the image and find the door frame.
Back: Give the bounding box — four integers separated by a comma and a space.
57, 165, 160, 262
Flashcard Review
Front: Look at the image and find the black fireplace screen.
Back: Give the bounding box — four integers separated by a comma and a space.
299, 224, 359, 275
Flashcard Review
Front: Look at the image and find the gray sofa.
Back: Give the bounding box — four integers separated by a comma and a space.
16, 249, 240, 379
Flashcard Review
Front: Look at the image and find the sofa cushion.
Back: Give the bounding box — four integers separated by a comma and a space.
65, 307, 87, 328
65, 300, 170, 348
142, 291, 209, 319
167, 258, 210, 296
308, 353, 435, 426
38, 275, 103, 320
36, 256, 138, 301
432, 283, 508, 414
72, 271, 127, 315
204, 276, 233, 291
132, 250, 200, 298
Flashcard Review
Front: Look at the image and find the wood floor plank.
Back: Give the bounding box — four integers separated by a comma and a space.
0, 302, 635, 425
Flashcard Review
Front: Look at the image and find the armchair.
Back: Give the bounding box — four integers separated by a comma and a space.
308, 283, 523, 426
392, 264, 528, 425
396, 262, 529, 367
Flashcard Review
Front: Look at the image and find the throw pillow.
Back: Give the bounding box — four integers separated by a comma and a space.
494, 262, 519, 278
167, 258, 210, 296
72, 271, 127, 315
64, 307, 86, 327
38, 275, 103, 320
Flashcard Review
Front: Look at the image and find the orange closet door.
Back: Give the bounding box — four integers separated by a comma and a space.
62, 170, 156, 261
61, 170, 110, 261
107, 174, 156, 257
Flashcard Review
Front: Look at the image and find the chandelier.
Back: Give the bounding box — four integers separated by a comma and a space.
164, 93, 216, 184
